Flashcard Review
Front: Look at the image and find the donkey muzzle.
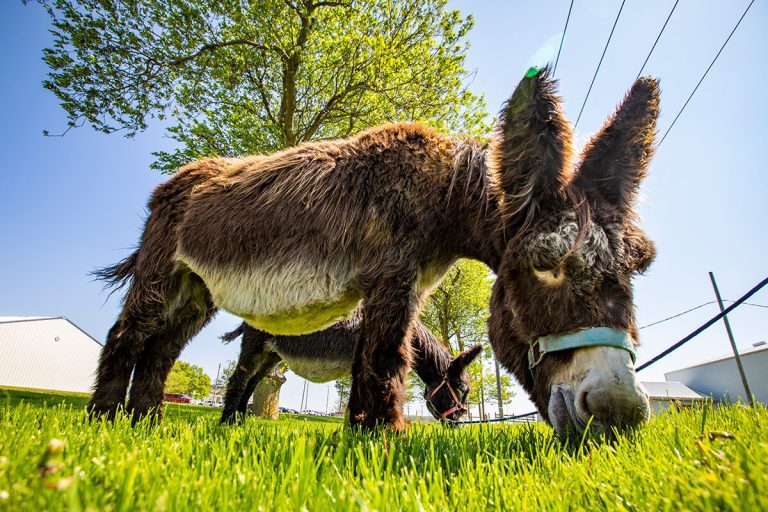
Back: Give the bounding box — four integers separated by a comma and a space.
548, 346, 649, 436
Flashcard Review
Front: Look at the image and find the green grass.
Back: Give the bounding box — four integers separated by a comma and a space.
0, 387, 766, 511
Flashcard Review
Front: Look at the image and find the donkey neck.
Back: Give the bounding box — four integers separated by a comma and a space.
409, 323, 452, 386
440, 138, 504, 272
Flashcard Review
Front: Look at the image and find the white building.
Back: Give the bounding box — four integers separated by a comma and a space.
642, 381, 705, 413
0, 316, 102, 393
665, 343, 768, 405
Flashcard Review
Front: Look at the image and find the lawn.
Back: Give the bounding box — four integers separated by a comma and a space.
0, 387, 765, 511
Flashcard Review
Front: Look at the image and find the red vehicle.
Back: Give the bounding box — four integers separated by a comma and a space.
163, 393, 192, 404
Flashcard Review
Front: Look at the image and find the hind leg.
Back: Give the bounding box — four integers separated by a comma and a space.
221, 326, 280, 423
88, 318, 149, 420
126, 273, 216, 422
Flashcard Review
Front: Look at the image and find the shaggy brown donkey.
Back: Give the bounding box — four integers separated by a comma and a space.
219, 315, 482, 424
93, 67, 660, 436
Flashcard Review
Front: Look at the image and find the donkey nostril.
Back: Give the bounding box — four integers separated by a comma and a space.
576, 389, 591, 420
582, 385, 648, 429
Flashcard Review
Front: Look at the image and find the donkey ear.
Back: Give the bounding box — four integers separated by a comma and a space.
575, 77, 660, 211
448, 344, 483, 376
492, 66, 573, 217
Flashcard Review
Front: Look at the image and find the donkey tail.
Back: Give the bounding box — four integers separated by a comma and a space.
92, 250, 138, 292
220, 323, 245, 344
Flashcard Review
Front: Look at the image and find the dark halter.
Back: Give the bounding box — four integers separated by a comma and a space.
427, 377, 466, 419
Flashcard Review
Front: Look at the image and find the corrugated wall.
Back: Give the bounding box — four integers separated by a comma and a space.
665, 349, 768, 404
0, 318, 102, 393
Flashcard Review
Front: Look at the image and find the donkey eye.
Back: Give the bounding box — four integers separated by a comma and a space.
532, 265, 565, 286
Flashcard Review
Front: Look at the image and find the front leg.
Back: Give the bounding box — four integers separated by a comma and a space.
349, 272, 418, 431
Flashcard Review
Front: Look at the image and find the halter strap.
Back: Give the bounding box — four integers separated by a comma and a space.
428, 377, 466, 419
527, 327, 636, 376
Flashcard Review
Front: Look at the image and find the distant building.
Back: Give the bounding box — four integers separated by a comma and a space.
0, 316, 102, 393
665, 343, 768, 405
642, 381, 705, 413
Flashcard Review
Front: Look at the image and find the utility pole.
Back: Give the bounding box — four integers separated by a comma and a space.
709, 272, 755, 407
300, 380, 309, 412
325, 386, 329, 414
213, 363, 221, 405
479, 357, 486, 420
494, 356, 505, 419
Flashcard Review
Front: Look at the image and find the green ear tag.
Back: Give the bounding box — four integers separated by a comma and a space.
525, 66, 542, 78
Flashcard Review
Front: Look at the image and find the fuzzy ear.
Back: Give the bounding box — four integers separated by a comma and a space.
491, 66, 573, 219
448, 344, 483, 376
575, 77, 660, 211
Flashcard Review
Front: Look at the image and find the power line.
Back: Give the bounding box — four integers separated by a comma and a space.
574, 0, 627, 128
636, 275, 768, 372
639, 299, 768, 330
636, 0, 681, 79
658, 0, 756, 146
553, 0, 575, 76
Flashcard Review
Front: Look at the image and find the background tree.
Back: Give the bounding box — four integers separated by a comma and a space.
36, 0, 489, 171
37, 0, 490, 416
465, 346, 515, 420
334, 375, 352, 413
165, 361, 211, 399
420, 259, 515, 419
420, 259, 493, 351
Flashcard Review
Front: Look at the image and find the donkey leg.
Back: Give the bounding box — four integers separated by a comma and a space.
220, 327, 270, 424
88, 318, 147, 420
223, 352, 282, 424
348, 273, 417, 431
127, 275, 216, 422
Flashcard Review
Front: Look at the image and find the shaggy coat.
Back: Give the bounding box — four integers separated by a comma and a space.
219, 313, 481, 423
92, 68, 660, 434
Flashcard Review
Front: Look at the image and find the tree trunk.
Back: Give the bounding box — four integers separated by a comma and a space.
250, 370, 287, 419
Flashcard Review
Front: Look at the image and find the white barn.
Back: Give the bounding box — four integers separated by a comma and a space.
0, 316, 102, 393
665, 343, 768, 405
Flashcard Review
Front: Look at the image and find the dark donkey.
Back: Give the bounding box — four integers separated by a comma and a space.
219, 313, 482, 423
92, 68, 660, 435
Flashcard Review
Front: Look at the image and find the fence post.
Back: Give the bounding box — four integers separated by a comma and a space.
708, 272, 755, 407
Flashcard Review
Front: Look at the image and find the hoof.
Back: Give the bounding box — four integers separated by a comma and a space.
220, 411, 246, 426
87, 402, 121, 421
349, 412, 408, 432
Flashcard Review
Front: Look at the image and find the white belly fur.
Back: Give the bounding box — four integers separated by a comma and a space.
180, 255, 362, 335
277, 354, 351, 383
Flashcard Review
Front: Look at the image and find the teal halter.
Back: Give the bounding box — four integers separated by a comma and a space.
527, 327, 636, 377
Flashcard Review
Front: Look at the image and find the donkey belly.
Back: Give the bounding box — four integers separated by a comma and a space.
278, 354, 351, 383
181, 258, 363, 335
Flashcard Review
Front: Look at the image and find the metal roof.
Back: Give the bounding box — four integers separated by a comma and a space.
666, 343, 768, 372
0, 316, 102, 346
0, 316, 57, 323
642, 381, 704, 400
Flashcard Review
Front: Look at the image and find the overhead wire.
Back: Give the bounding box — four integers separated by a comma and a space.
552, 0, 575, 76
636, 0, 681, 79
658, 0, 756, 146
574, 0, 627, 127
639, 299, 768, 330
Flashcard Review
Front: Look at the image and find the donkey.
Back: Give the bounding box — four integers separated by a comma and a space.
92, 67, 660, 436
218, 313, 482, 423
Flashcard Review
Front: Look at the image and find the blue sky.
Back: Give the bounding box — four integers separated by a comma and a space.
1, 1, 766, 415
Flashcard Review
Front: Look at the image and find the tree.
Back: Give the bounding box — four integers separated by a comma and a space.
37, 0, 490, 416
165, 361, 211, 399
36, 0, 489, 172
419, 259, 515, 418
334, 375, 352, 413
465, 346, 514, 420
420, 259, 493, 352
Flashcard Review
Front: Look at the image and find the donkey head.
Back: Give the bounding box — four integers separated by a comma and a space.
424, 344, 482, 421
488, 68, 659, 436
